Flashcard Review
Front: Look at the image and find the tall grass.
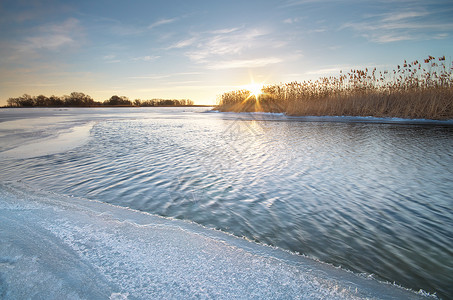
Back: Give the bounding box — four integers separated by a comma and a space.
216, 56, 453, 120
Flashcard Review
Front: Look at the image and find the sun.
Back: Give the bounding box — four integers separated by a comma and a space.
245, 82, 264, 98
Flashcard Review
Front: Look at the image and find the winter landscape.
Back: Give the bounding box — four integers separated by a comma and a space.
1, 1, 453, 299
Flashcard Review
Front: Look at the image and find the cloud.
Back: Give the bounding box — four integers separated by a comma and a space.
341, 9, 453, 43
103, 54, 160, 64
133, 55, 160, 61
184, 28, 270, 64
167, 37, 197, 49
367, 34, 415, 43
433, 33, 449, 39
281, 0, 336, 7
207, 57, 283, 70
381, 11, 429, 22
148, 18, 177, 30
103, 54, 121, 63
18, 18, 83, 52
26, 35, 74, 50
164, 26, 290, 70
283, 18, 301, 24
310, 28, 326, 33
305, 67, 346, 75
128, 75, 171, 80
305, 63, 390, 75
128, 72, 200, 80
209, 27, 240, 34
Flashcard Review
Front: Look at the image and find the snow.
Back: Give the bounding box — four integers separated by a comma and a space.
285, 115, 453, 125
0, 121, 94, 159
209, 110, 453, 125
0, 182, 429, 299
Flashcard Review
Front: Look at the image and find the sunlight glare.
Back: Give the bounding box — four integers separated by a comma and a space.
245, 82, 264, 98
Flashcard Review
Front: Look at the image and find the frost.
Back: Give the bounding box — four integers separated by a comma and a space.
0, 182, 428, 299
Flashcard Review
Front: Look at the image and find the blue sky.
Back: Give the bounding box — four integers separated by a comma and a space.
1, 0, 452, 105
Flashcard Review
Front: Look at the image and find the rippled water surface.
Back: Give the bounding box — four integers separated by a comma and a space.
1, 107, 452, 298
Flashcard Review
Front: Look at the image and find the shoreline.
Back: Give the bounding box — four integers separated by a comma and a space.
209, 109, 453, 125
0, 104, 214, 109
0, 181, 431, 299
2, 106, 452, 125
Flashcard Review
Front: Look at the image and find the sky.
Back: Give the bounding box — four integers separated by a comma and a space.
0, 0, 452, 105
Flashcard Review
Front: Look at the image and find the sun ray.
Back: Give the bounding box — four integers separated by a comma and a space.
249, 82, 263, 98
242, 81, 264, 99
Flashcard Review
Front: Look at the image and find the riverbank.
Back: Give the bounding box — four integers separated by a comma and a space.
209, 110, 453, 125
0, 104, 213, 109
216, 56, 453, 120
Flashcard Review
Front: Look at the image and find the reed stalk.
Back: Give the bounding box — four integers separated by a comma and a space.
216, 56, 453, 120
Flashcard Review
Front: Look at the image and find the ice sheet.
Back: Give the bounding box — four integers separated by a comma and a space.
0, 122, 94, 159
212, 111, 453, 125
0, 182, 429, 299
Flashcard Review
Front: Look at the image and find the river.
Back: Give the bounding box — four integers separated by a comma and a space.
1, 107, 452, 299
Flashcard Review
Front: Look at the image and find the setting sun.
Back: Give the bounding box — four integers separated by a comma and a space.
244, 82, 264, 98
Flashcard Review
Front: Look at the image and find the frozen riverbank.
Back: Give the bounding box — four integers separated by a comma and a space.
209, 110, 453, 125
0, 182, 429, 299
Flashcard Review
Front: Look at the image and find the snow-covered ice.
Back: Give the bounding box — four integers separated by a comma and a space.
0, 182, 429, 299
211, 110, 453, 125
0, 121, 94, 159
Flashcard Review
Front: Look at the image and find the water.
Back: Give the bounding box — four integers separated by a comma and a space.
1, 107, 452, 298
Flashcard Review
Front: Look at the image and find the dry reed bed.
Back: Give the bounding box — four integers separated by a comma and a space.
216, 56, 453, 120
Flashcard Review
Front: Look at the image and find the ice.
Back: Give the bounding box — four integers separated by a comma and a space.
1, 108, 450, 160
209, 110, 453, 125
0, 122, 94, 159
285, 115, 453, 125
0, 107, 211, 158
0, 182, 428, 299
0, 110, 98, 159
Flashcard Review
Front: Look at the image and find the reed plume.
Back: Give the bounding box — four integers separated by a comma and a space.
216, 56, 453, 120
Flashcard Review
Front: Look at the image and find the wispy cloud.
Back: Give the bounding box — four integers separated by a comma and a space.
305, 63, 391, 75
26, 35, 73, 50
162, 26, 291, 70
167, 37, 197, 49
128, 75, 171, 80
132, 55, 160, 61
183, 28, 273, 66
207, 57, 283, 70
103, 54, 121, 63
19, 18, 83, 52
209, 27, 241, 34
148, 18, 177, 30
310, 28, 326, 33
281, 0, 337, 8
283, 17, 302, 24
434, 33, 449, 39
103, 54, 160, 64
381, 11, 429, 22
128, 72, 200, 80
305, 66, 346, 75
341, 9, 453, 43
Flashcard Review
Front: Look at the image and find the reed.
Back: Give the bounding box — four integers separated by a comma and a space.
216, 56, 453, 120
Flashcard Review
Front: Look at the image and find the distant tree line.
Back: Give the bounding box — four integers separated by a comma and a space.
6, 92, 194, 107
